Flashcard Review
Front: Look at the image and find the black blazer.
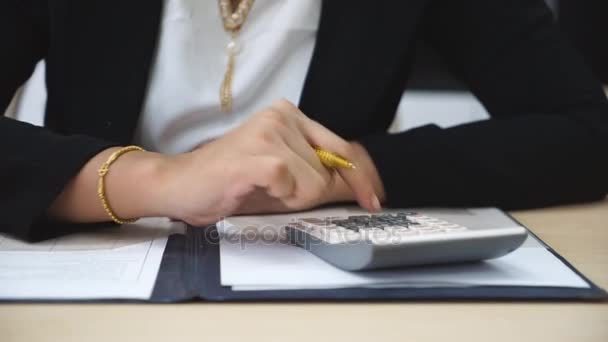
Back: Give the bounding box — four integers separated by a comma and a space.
2, 0, 608, 241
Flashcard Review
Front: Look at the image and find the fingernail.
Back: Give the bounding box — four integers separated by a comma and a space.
370, 194, 382, 212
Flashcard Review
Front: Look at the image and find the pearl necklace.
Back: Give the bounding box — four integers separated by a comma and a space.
218, 0, 256, 113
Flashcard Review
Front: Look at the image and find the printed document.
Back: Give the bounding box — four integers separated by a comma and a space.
0, 218, 183, 300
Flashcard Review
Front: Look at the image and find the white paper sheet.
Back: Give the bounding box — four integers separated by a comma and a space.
0, 218, 184, 300
218, 207, 590, 291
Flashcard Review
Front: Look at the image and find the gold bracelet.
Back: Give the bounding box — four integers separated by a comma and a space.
97, 145, 145, 225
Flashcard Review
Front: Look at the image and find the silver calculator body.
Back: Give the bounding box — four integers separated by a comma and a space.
285, 211, 528, 271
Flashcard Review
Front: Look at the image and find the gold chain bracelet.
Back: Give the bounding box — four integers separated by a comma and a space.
97, 145, 145, 225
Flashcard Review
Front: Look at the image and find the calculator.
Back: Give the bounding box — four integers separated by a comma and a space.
285, 212, 528, 271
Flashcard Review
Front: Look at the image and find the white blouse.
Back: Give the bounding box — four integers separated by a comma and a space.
134, 0, 322, 154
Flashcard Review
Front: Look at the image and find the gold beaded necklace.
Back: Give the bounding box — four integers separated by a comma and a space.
218, 0, 256, 113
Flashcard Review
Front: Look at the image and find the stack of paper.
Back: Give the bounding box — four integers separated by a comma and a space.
218, 207, 590, 291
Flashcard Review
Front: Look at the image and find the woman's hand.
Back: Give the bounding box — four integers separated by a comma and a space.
232, 141, 386, 216
49, 100, 384, 226
154, 100, 382, 226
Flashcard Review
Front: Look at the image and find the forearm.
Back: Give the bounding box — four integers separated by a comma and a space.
358, 113, 608, 210
48, 147, 170, 222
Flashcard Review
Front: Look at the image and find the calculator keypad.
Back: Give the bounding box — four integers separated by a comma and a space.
292, 213, 469, 244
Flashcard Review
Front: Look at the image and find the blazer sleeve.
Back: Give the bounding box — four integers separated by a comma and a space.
1, 0, 117, 241
358, 0, 608, 210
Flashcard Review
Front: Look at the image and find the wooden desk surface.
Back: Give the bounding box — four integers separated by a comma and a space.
1, 200, 607, 342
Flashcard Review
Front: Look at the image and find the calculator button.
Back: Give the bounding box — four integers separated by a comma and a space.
417, 224, 444, 230
347, 215, 372, 225
393, 229, 419, 237
333, 227, 359, 235
348, 215, 371, 219
368, 232, 395, 244
337, 224, 360, 232
417, 228, 444, 235
325, 216, 348, 222
413, 225, 436, 230
360, 228, 389, 240
299, 218, 336, 229
319, 227, 359, 241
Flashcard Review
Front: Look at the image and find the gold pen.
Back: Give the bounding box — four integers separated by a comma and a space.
314, 148, 356, 169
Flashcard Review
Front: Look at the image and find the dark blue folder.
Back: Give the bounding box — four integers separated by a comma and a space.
150, 225, 608, 302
